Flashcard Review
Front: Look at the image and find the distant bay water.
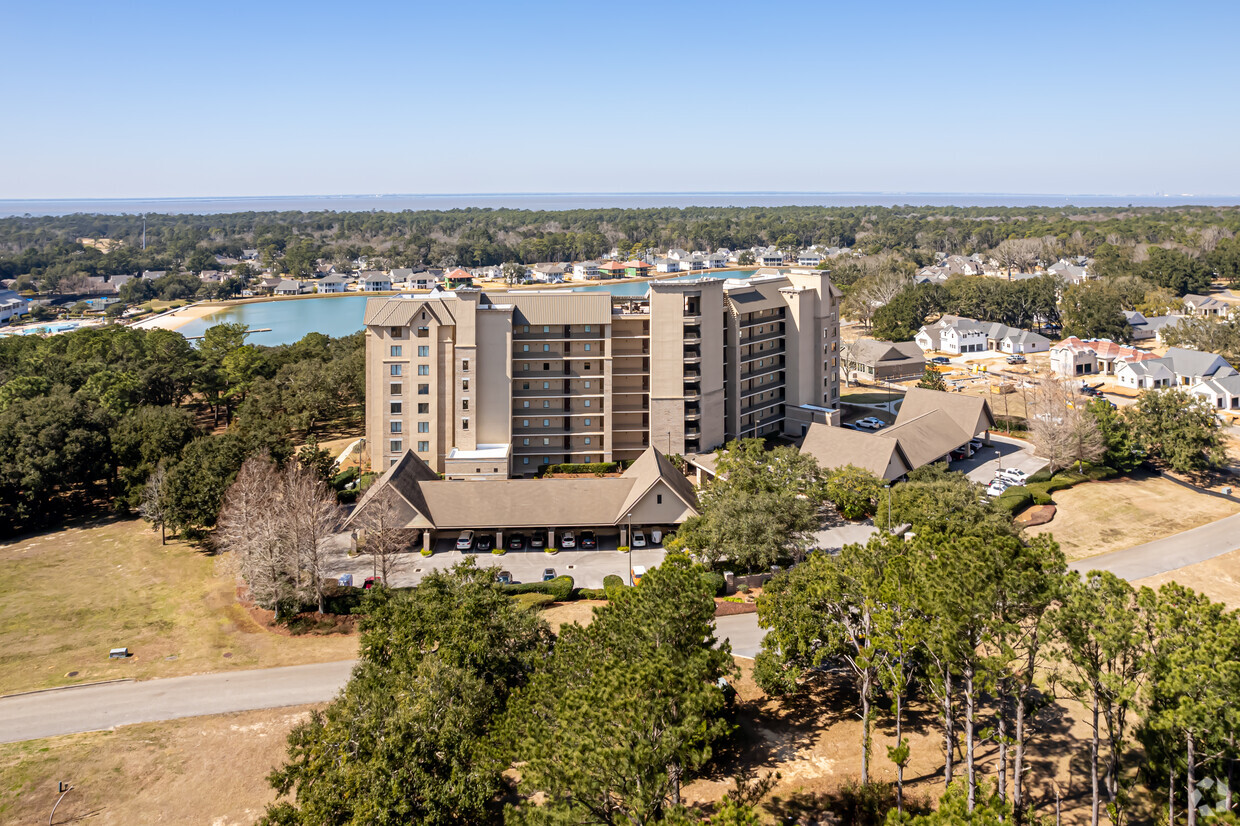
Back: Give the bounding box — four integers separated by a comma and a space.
3, 192, 1239, 218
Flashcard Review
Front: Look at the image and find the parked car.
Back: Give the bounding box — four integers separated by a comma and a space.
579, 530, 597, 549
475, 534, 494, 552
1006, 354, 1027, 365
841, 422, 862, 431
507, 532, 526, 551
997, 467, 1028, 485
631, 565, 647, 584
986, 479, 1009, 497
560, 531, 576, 549
455, 530, 474, 551
950, 447, 969, 461
542, 568, 557, 582
651, 529, 663, 545
631, 530, 647, 548
496, 570, 512, 585
529, 532, 546, 550
855, 416, 887, 430
363, 576, 381, 589
969, 439, 984, 452
932, 356, 951, 365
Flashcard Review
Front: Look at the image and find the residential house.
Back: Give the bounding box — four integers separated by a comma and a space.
108, 274, 134, 294
666, 249, 691, 261
623, 260, 652, 278
1182, 294, 1232, 318
1048, 259, 1092, 285
257, 276, 283, 294
1160, 346, 1238, 386
274, 279, 307, 296
241, 249, 259, 261
317, 273, 351, 293
796, 250, 824, 267
531, 263, 569, 283
842, 338, 926, 382
141, 270, 167, 281
1123, 310, 1179, 343
595, 261, 628, 279
915, 315, 1050, 356
1116, 358, 1176, 390
654, 258, 681, 273
573, 261, 601, 279
1050, 337, 1158, 377
443, 268, 475, 287
706, 252, 730, 269
1191, 374, 1240, 413
683, 255, 708, 271
359, 271, 393, 292
756, 248, 785, 267
215, 255, 242, 268
0, 289, 30, 324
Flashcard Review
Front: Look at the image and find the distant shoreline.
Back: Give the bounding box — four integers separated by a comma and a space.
5, 192, 1240, 217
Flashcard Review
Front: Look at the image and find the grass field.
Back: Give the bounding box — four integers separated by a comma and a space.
1026, 475, 1240, 560
0, 705, 315, 825
1136, 547, 1240, 608
0, 518, 357, 696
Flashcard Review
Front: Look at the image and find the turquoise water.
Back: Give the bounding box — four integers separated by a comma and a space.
571, 270, 758, 296
176, 295, 373, 346
175, 270, 764, 345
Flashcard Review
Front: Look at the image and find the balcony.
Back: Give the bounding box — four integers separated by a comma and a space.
513, 388, 604, 399
740, 344, 785, 364
740, 310, 785, 328
740, 361, 784, 381
612, 345, 649, 357
513, 330, 605, 342
739, 328, 785, 346
685, 405, 702, 421
686, 425, 701, 439
683, 348, 702, 364
741, 379, 785, 399
740, 396, 785, 418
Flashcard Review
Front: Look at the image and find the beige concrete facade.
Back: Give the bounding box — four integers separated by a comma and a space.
364, 270, 840, 477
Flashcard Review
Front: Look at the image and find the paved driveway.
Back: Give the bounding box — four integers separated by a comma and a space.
956, 435, 1048, 485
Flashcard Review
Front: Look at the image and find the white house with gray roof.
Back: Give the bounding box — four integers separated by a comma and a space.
1191, 374, 1240, 413
916, 315, 1051, 356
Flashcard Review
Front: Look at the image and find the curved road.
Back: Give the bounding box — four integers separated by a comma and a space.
4, 511, 1239, 744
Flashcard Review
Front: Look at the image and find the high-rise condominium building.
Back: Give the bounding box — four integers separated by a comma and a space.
363, 269, 841, 479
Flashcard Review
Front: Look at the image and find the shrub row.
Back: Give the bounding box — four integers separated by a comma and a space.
541, 461, 621, 476
999, 464, 1118, 513
499, 575, 575, 602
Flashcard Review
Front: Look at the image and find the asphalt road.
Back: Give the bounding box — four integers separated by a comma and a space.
6, 499, 1239, 744
0, 660, 356, 744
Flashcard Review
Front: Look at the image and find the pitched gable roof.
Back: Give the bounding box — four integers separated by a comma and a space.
799, 423, 913, 481
896, 387, 996, 441
617, 448, 700, 516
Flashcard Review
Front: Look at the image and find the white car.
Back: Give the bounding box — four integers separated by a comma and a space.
986, 479, 1009, 497
997, 468, 1028, 486
560, 531, 576, 549
855, 417, 887, 430
455, 530, 474, 551
632, 530, 647, 548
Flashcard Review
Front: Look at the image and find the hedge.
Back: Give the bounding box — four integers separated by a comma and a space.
331, 467, 360, 490
500, 575, 575, 602
701, 571, 726, 596
542, 462, 620, 476
998, 464, 1119, 514
995, 486, 1033, 514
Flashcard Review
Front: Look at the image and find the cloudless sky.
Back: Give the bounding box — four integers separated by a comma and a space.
4, 0, 1239, 199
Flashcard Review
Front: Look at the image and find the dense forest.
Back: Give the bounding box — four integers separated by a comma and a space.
5, 204, 1240, 293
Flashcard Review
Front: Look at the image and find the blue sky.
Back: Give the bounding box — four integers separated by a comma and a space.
4, 0, 1239, 199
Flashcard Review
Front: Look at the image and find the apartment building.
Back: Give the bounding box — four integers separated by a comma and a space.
363, 270, 841, 478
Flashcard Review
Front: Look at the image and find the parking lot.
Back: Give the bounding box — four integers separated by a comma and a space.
954, 434, 1048, 485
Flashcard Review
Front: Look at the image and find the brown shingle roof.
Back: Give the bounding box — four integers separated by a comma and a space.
799, 423, 913, 481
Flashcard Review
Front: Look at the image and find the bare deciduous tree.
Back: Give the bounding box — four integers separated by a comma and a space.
217, 453, 298, 619
356, 493, 413, 583
139, 461, 170, 544
1029, 375, 1105, 473
283, 462, 343, 614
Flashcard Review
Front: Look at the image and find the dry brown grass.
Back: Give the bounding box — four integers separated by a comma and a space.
1136, 547, 1240, 608
1025, 476, 1240, 561
0, 705, 316, 825
0, 518, 357, 696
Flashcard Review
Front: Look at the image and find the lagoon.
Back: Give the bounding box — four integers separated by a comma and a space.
176, 270, 762, 345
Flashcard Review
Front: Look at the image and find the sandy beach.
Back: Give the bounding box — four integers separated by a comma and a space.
130, 303, 223, 331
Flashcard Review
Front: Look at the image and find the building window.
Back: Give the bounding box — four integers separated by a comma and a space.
418, 421, 429, 433
523, 438, 530, 445
523, 344, 530, 352
418, 441, 429, 452
544, 457, 550, 464
522, 363, 529, 371
462, 359, 469, 371
543, 344, 550, 352
416, 326, 429, 337
584, 381, 591, 388
584, 400, 591, 407
584, 418, 591, 426
390, 421, 402, 433
390, 457, 399, 467
522, 419, 529, 427
543, 419, 550, 427
543, 381, 550, 389
390, 402, 402, 414
584, 325, 591, 332
522, 325, 529, 333
418, 345, 429, 357
390, 383, 402, 395
390, 439, 402, 452
523, 400, 530, 408
585, 437, 592, 445
418, 403, 429, 414
462, 379, 469, 390
543, 326, 550, 333
389, 327, 402, 338
417, 364, 429, 375
390, 364, 402, 376
584, 343, 591, 352
543, 438, 550, 445
390, 345, 402, 357
657, 494, 663, 504
544, 363, 550, 371
543, 401, 550, 408
584, 362, 591, 370
523, 457, 530, 465
462, 399, 469, 411
418, 384, 429, 395
462, 418, 469, 431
